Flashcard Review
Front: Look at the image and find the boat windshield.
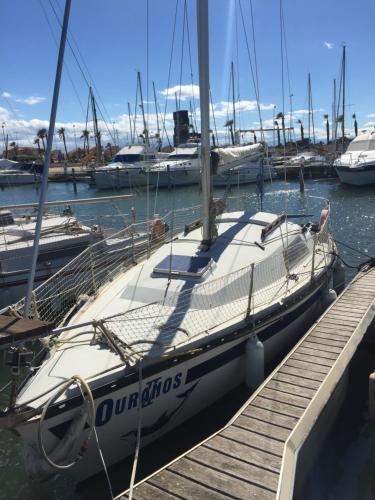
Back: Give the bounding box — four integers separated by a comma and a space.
112, 154, 142, 163
347, 139, 375, 152
167, 153, 198, 160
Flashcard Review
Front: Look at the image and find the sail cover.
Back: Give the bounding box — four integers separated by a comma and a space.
211, 143, 263, 173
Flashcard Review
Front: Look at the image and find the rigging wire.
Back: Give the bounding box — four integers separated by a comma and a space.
238, 1, 264, 139
185, 0, 198, 132
161, 0, 179, 147
234, 0, 242, 133
49, 0, 115, 144
209, 89, 219, 146
178, 1, 187, 110
39, 0, 85, 117
52, 0, 114, 127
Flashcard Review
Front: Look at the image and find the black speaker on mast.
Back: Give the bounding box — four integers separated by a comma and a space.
173, 110, 190, 146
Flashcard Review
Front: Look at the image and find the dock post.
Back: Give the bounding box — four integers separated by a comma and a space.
299, 161, 305, 193
72, 167, 77, 193
369, 372, 375, 421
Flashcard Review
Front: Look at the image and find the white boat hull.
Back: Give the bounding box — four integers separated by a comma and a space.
17, 281, 327, 482
0, 172, 40, 185
213, 160, 274, 186
93, 168, 147, 189
148, 168, 201, 187
336, 164, 375, 186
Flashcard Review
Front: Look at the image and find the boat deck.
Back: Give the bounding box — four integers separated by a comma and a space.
118, 266, 375, 499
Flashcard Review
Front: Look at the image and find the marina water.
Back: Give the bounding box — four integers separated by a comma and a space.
0, 177, 374, 499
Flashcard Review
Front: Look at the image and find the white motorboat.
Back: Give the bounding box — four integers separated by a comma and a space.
278, 151, 330, 179
334, 130, 375, 185
148, 143, 201, 188
0, 0, 337, 486
93, 145, 167, 189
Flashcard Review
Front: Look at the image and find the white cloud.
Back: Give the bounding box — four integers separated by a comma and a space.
367, 114, 375, 118
324, 41, 333, 49
15, 96, 46, 105
0, 106, 11, 121
161, 84, 200, 101
210, 100, 275, 118
1, 91, 12, 98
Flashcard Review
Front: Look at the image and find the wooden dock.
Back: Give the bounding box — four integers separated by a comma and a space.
0, 315, 52, 347
118, 266, 375, 499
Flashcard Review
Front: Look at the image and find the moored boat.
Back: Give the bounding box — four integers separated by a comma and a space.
334, 130, 375, 185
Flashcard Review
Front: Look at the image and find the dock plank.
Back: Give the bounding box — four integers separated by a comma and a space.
309, 330, 351, 343
190, 445, 280, 492
251, 395, 305, 419
0, 315, 53, 346
234, 414, 291, 441
205, 435, 282, 473
303, 338, 345, 352
284, 358, 331, 375
126, 482, 179, 499
148, 468, 229, 499
171, 456, 276, 498
259, 387, 310, 409
278, 365, 326, 383
222, 425, 284, 456
266, 379, 316, 399
242, 404, 299, 430
290, 352, 335, 368
297, 345, 339, 360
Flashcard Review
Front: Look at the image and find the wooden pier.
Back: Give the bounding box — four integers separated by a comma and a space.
0, 315, 52, 347
118, 266, 375, 499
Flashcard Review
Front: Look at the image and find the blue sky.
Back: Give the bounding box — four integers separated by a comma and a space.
1, 0, 375, 150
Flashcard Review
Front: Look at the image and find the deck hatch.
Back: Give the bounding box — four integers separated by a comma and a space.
153, 255, 212, 277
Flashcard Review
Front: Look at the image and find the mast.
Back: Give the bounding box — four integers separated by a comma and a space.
128, 102, 134, 144
197, 0, 212, 247
342, 45, 346, 153
152, 81, 161, 149
308, 73, 311, 143
90, 86, 102, 163
307, 73, 315, 144
137, 71, 149, 147
332, 78, 337, 155
23, 0, 71, 317
231, 61, 236, 144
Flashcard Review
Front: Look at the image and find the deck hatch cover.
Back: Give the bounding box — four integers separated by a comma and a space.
153, 255, 212, 277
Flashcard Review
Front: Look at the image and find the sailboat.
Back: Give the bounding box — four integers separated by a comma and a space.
0, 0, 337, 484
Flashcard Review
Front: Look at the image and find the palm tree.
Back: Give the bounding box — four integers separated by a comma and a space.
297, 119, 304, 141
324, 114, 330, 144
57, 127, 69, 160
81, 129, 90, 154
274, 121, 281, 148
9, 141, 17, 159
352, 113, 358, 137
276, 112, 286, 146
34, 138, 41, 156
106, 142, 113, 157
37, 128, 47, 151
